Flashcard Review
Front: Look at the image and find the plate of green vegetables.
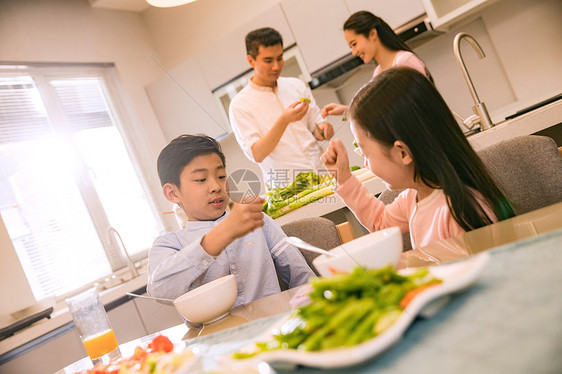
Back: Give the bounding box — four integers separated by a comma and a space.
228, 253, 490, 369
262, 169, 371, 219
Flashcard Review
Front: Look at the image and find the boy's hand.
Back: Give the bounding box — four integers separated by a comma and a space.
226, 196, 266, 237
201, 196, 265, 257
321, 139, 352, 185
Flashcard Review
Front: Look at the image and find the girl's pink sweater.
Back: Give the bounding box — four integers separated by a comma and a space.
336, 176, 497, 249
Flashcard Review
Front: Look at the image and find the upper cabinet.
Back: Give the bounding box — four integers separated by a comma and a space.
419, 0, 500, 30
345, 0, 426, 28
145, 56, 229, 140
280, 0, 351, 74
198, 4, 295, 90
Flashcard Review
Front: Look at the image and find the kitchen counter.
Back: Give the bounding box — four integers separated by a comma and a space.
469, 95, 562, 151
0, 271, 149, 362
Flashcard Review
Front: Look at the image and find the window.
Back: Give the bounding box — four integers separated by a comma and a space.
0, 63, 163, 301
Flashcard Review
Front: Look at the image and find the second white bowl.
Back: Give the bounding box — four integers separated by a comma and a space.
173, 274, 237, 324
312, 226, 403, 277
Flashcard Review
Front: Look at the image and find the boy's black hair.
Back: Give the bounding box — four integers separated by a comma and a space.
157, 134, 225, 187
245, 27, 283, 59
349, 67, 514, 231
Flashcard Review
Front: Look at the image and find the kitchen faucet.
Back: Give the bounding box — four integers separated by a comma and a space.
453, 32, 494, 131
107, 226, 139, 278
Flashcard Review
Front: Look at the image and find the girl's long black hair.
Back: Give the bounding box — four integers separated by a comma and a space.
344, 11, 434, 83
348, 67, 514, 231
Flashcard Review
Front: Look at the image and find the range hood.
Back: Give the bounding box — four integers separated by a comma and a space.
309, 15, 442, 90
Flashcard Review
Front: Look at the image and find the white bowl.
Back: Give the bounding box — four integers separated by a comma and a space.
173, 274, 237, 324
312, 226, 403, 277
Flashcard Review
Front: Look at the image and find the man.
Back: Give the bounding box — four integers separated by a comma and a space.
229, 27, 334, 189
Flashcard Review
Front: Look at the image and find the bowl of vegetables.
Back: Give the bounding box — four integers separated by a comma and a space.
312, 226, 402, 277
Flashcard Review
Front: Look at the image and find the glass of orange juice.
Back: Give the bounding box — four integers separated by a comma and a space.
66, 287, 121, 365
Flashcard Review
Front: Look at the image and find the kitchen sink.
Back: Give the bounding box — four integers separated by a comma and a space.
95, 259, 148, 291
505, 93, 562, 120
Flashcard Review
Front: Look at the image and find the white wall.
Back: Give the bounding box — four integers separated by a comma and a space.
0, 219, 36, 320
142, 0, 281, 70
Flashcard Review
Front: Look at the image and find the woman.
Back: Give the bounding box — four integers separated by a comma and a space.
322, 11, 433, 118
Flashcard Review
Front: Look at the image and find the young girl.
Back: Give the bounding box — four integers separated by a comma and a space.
322, 11, 433, 118
321, 67, 513, 249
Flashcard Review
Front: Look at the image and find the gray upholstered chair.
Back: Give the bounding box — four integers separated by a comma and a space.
477, 135, 562, 215
281, 217, 342, 279
377, 189, 413, 252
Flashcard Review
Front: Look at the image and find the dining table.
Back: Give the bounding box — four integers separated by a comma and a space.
57, 202, 562, 374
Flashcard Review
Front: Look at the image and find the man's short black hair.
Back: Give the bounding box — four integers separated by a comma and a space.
245, 27, 283, 58
157, 134, 226, 187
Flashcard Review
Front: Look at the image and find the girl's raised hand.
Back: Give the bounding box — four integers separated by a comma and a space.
321, 139, 352, 185
321, 103, 348, 118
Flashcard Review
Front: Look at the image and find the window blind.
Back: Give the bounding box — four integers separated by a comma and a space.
0, 64, 163, 301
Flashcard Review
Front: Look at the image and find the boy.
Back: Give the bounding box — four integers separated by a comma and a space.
229, 27, 334, 188
147, 134, 315, 307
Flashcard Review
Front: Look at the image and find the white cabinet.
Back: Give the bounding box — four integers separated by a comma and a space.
133, 296, 184, 335
198, 3, 295, 90
345, 0, 426, 28
280, 0, 351, 74
0, 325, 85, 374
107, 300, 146, 344
145, 55, 229, 140
419, 0, 500, 30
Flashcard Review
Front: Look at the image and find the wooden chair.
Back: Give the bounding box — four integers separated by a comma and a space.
335, 221, 355, 244
477, 135, 562, 215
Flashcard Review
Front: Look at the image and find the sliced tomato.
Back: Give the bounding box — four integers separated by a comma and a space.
132, 345, 147, 361
327, 266, 349, 275
150, 335, 174, 353
85, 363, 119, 374
399, 282, 440, 309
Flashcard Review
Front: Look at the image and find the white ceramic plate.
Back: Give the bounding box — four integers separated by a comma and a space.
168, 345, 203, 374
226, 253, 490, 369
